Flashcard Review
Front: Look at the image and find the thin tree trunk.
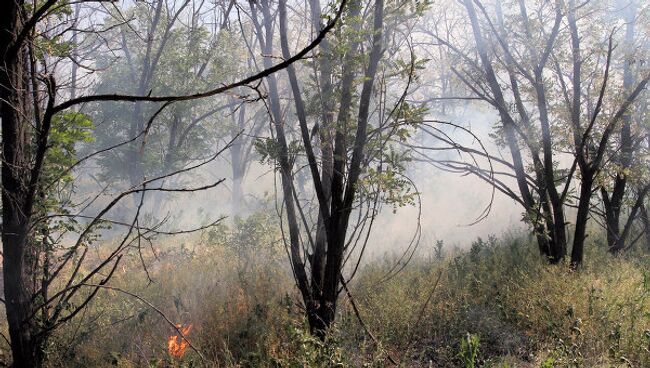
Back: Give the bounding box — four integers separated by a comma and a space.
316, 0, 384, 335
251, 0, 314, 328
464, 0, 558, 258
604, 5, 635, 251
571, 175, 593, 267
640, 204, 650, 251
308, 0, 335, 312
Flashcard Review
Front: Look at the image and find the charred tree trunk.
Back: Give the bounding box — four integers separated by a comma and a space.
601, 188, 621, 250
317, 0, 383, 335
305, 0, 364, 336
567, 0, 589, 268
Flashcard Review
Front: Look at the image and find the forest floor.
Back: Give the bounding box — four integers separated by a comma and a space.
2, 213, 649, 367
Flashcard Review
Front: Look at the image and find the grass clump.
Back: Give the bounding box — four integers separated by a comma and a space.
351, 233, 650, 367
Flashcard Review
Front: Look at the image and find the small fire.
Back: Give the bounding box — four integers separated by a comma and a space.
167, 323, 192, 359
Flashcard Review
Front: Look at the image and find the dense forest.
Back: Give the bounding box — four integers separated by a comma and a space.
0, 0, 649, 367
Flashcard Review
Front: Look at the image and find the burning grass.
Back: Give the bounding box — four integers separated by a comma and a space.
168, 324, 192, 359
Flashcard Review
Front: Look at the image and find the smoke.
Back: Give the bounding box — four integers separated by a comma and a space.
362, 105, 525, 258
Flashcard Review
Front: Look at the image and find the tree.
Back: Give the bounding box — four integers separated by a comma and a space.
598, 0, 650, 253
427, 0, 649, 266
248, 0, 425, 336
0, 0, 341, 365
562, 0, 649, 265
90, 1, 234, 188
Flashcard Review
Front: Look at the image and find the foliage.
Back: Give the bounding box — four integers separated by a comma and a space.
459, 333, 480, 368
43, 112, 94, 188
89, 4, 247, 184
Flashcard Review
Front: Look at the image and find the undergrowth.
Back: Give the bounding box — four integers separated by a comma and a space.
1, 213, 647, 367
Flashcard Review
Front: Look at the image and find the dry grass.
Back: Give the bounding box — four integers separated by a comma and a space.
1, 213, 647, 367
350, 234, 650, 367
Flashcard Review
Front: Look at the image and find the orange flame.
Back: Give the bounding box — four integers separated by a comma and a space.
167, 324, 192, 359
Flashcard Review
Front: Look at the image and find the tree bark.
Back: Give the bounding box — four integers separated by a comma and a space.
1, 1, 46, 366
571, 174, 593, 267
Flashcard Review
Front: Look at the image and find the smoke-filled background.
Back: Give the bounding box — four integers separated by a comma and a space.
1, 0, 649, 367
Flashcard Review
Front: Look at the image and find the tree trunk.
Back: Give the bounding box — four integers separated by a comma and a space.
231, 160, 244, 215
308, 0, 335, 311
229, 104, 246, 215
601, 188, 620, 250
251, 0, 314, 333
308, 0, 363, 332
603, 5, 635, 251
571, 175, 593, 267
1, 1, 46, 366
464, 0, 561, 260
640, 204, 650, 251
548, 196, 567, 263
